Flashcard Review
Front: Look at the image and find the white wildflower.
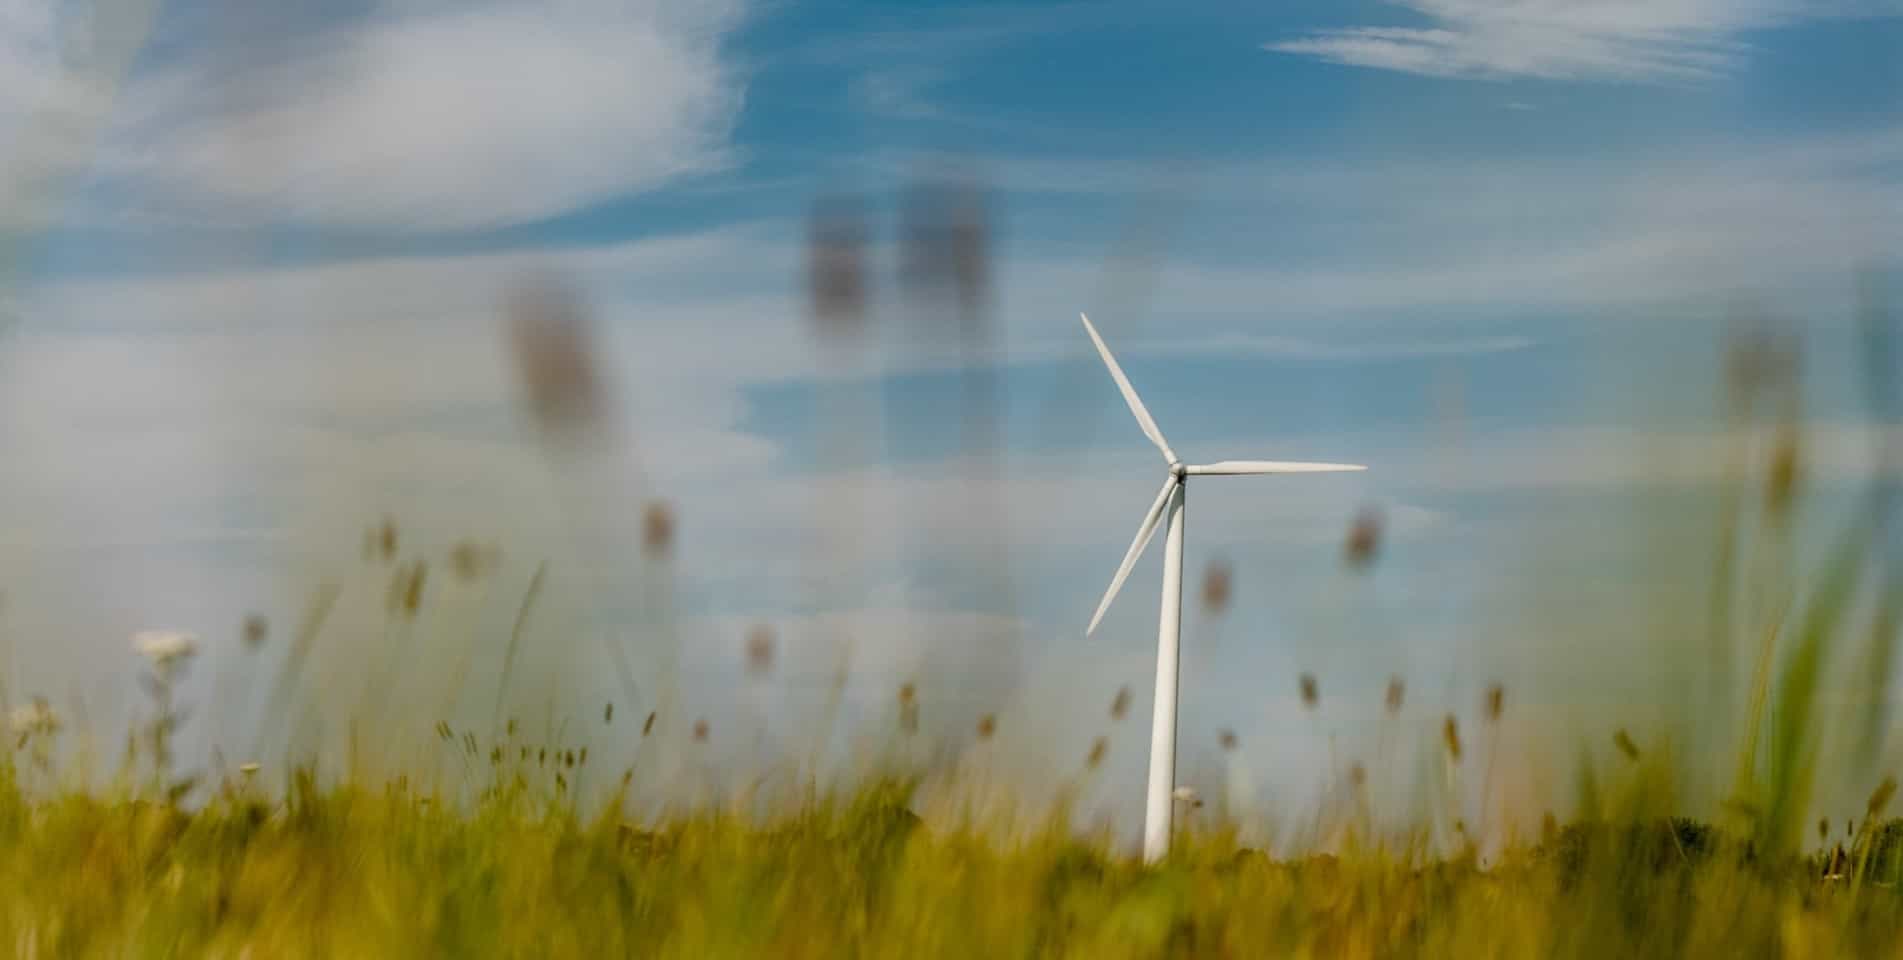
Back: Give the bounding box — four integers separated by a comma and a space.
8, 698, 59, 737
132, 630, 198, 670
238, 762, 261, 775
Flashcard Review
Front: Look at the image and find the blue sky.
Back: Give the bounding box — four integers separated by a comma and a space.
1, 0, 1901, 839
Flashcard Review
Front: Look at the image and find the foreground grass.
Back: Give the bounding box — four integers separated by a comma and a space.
2, 762, 1901, 959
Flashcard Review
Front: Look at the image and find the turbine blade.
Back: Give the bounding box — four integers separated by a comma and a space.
1184, 460, 1367, 476
1087, 476, 1178, 635
1079, 312, 1176, 464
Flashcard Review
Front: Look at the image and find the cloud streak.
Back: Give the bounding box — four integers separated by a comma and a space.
1266, 1, 1885, 82
7, 0, 749, 233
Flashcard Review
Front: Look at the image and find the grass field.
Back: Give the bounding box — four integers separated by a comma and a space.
1, 758, 1902, 957
4, 324, 1902, 957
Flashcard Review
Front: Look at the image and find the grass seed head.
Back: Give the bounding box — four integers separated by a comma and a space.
1766, 428, 1802, 518
1386, 677, 1406, 715
507, 273, 606, 431
1485, 683, 1504, 723
806, 195, 870, 337
643, 712, 656, 736
1613, 728, 1641, 762
377, 517, 398, 561
976, 714, 996, 740
1300, 673, 1319, 710
241, 614, 268, 650
1201, 559, 1232, 615
604, 702, 613, 725
1443, 715, 1462, 761
1086, 736, 1108, 770
1345, 505, 1383, 570
745, 624, 775, 676
642, 502, 676, 558
403, 562, 428, 617
1868, 777, 1896, 820
693, 719, 709, 743
1219, 729, 1238, 751
449, 540, 495, 582
1110, 686, 1131, 721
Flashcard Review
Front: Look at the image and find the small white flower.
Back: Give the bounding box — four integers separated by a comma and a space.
132, 630, 198, 669
8, 699, 59, 737
1172, 786, 1200, 804
238, 762, 261, 775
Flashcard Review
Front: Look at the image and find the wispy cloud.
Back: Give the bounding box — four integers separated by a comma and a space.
7, 0, 750, 233
1266, 1, 1883, 82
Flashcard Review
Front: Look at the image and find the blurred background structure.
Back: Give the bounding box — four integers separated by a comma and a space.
0, 0, 1899, 853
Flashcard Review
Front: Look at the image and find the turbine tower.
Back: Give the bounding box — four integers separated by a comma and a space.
1078, 312, 1365, 862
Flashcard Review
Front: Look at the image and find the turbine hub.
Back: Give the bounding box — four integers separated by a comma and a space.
1169, 461, 1186, 479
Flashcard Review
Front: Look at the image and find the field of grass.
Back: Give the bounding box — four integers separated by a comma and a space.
4, 309, 1902, 957
1, 755, 1902, 957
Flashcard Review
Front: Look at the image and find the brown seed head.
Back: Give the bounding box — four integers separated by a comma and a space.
1219, 729, 1238, 751
603, 702, 613, 725
642, 712, 656, 736
377, 518, 398, 562
507, 273, 605, 431
241, 614, 268, 650
1820, 817, 1831, 842
402, 562, 428, 617
745, 624, 775, 675
1349, 763, 1366, 788
449, 540, 493, 582
1443, 715, 1462, 761
693, 719, 709, 743
1344, 505, 1383, 570
807, 195, 869, 337
642, 502, 675, 557
1385, 676, 1406, 715
1110, 686, 1131, 721
1485, 683, 1504, 723
976, 713, 996, 740
1766, 428, 1801, 517
1613, 728, 1640, 762
1300, 673, 1319, 710
1086, 736, 1109, 770
1201, 559, 1232, 615
898, 682, 917, 706
899, 176, 991, 311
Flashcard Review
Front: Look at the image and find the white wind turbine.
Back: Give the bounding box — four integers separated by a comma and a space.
1077, 312, 1366, 862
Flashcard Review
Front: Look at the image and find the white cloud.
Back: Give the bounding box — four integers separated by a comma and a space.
6, 0, 747, 232
1266, 1, 1882, 82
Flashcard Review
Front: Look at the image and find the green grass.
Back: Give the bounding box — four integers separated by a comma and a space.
0, 757, 1901, 958
4, 315, 1903, 956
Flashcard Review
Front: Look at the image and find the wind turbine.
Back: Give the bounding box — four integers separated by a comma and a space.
1077, 312, 1366, 862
